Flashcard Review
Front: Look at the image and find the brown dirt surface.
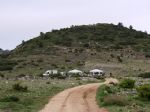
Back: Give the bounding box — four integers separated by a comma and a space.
40, 78, 118, 112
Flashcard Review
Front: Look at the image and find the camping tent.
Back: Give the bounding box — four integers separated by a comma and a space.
90, 69, 104, 77
68, 69, 83, 76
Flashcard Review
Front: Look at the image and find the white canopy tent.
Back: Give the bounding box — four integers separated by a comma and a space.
68, 69, 83, 76
90, 69, 104, 76
68, 69, 83, 74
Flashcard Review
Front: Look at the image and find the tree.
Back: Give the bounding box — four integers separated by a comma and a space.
129, 25, 133, 30
118, 22, 123, 27
40, 32, 45, 38
22, 40, 25, 45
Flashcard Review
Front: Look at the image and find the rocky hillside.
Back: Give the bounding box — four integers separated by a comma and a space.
1, 23, 150, 77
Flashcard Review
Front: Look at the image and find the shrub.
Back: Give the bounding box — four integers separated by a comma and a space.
136, 84, 150, 100
117, 56, 123, 62
103, 94, 128, 106
16, 74, 26, 78
96, 85, 115, 103
119, 79, 135, 89
0, 72, 4, 78
76, 77, 81, 80
38, 73, 43, 77
0, 60, 17, 71
138, 72, 150, 78
77, 61, 85, 66
51, 64, 58, 68
0, 96, 20, 102
145, 53, 150, 58
110, 54, 114, 58
12, 82, 28, 92
37, 58, 43, 63
46, 81, 51, 84
0, 65, 14, 71
83, 43, 90, 48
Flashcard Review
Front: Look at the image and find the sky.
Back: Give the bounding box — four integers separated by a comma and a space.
0, 0, 150, 50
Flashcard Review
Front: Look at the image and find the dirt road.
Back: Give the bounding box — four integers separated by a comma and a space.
40, 78, 118, 112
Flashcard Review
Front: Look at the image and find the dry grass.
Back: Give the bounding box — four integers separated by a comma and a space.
103, 94, 128, 106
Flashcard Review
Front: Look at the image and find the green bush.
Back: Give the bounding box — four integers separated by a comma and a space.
0, 72, 4, 78
145, 53, 150, 58
0, 65, 14, 71
0, 96, 20, 102
76, 77, 81, 80
117, 56, 123, 62
96, 85, 115, 103
136, 84, 150, 100
12, 82, 28, 92
103, 94, 128, 106
119, 79, 135, 89
138, 72, 150, 78
0, 59, 17, 71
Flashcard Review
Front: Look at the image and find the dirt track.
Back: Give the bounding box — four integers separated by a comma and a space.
40, 78, 118, 112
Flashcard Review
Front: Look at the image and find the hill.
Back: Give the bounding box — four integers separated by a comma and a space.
12, 23, 150, 55
1, 23, 150, 77
0, 48, 10, 55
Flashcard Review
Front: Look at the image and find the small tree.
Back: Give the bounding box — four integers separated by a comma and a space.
118, 22, 123, 27
129, 25, 133, 30
40, 32, 45, 38
22, 40, 25, 45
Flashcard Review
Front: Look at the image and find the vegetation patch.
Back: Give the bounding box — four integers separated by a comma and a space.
0, 80, 65, 112
96, 78, 150, 112
12, 82, 28, 92
0, 59, 17, 71
0, 79, 96, 112
96, 85, 119, 106
103, 94, 128, 106
136, 84, 150, 100
119, 78, 135, 89
138, 72, 150, 78
0, 96, 20, 102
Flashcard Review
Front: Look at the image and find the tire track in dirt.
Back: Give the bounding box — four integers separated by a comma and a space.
40, 78, 118, 112
59, 87, 84, 112
82, 88, 94, 112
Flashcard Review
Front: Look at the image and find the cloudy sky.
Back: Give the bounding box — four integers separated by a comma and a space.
0, 0, 150, 50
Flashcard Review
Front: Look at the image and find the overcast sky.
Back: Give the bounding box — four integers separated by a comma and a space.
0, 0, 150, 50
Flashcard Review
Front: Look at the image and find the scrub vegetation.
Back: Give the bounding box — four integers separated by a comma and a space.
96, 78, 150, 112
0, 78, 101, 112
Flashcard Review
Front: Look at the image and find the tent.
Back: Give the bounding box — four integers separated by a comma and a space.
90, 69, 104, 76
68, 69, 83, 74
68, 69, 83, 76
